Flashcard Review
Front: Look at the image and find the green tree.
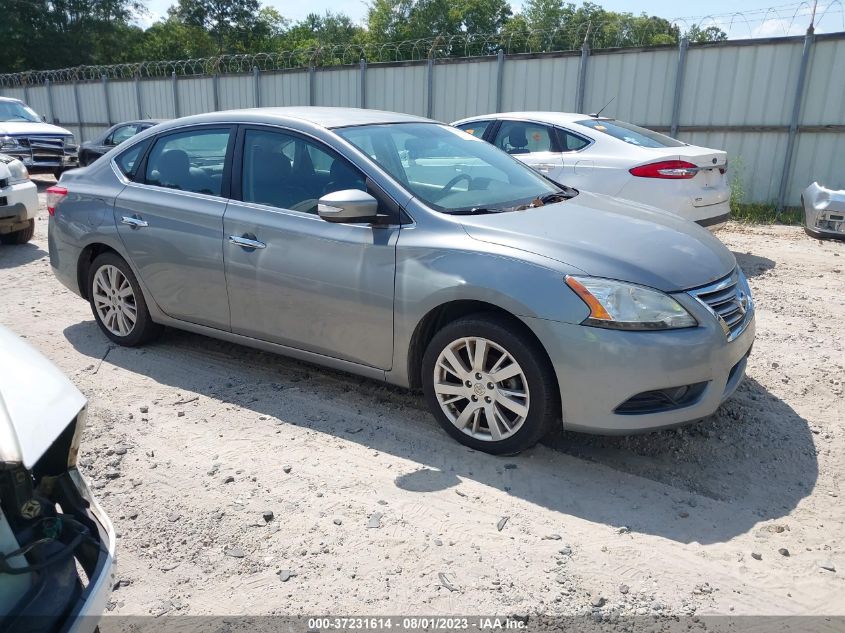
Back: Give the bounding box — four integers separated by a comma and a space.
172, 0, 263, 53
686, 24, 729, 43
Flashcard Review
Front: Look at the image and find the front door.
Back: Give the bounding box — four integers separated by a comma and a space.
113, 126, 234, 330
222, 126, 397, 370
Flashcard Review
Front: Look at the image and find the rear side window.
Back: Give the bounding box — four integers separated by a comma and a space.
115, 140, 149, 180
455, 121, 492, 139
144, 129, 231, 196
558, 129, 591, 152
575, 119, 686, 148
109, 124, 139, 146
494, 121, 554, 154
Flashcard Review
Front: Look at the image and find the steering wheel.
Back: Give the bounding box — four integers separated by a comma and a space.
440, 173, 473, 197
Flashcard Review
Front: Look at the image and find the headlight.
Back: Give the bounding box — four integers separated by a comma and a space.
565, 276, 697, 330
6, 159, 29, 184
0, 135, 21, 150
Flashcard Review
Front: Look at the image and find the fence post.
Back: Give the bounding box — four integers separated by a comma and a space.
309, 66, 316, 106
22, 78, 30, 105
777, 27, 815, 214
670, 37, 689, 138
102, 75, 113, 126
72, 79, 84, 141
135, 74, 143, 119
575, 40, 590, 113
426, 57, 434, 118
360, 58, 367, 109
172, 72, 180, 118
212, 73, 220, 111
46, 79, 55, 123
495, 49, 505, 113
253, 66, 260, 107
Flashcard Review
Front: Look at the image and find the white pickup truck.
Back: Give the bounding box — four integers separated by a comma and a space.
0, 96, 78, 178
0, 326, 115, 633
0, 154, 38, 244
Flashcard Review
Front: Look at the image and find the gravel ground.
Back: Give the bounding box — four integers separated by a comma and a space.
1, 178, 843, 621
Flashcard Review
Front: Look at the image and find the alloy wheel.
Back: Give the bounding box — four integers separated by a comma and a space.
432, 336, 530, 442
92, 264, 137, 337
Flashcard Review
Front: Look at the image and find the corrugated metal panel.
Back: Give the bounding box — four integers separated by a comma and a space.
219, 75, 254, 110
315, 68, 359, 107
501, 56, 580, 113
585, 49, 676, 125
177, 76, 213, 115
108, 80, 139, 121
25, 86, 50, 118
51, 84, 78, 133
260, 71, 310, 106
138, 79, 175, 119
681, 130, 789, 203
681, 42, 802, 126
366, 64, 427, 116
433, 60, 497, 122
802, 37, 845, 125
1, 87, 26, 101
77, 82, 107, 125
791, 132, 845, 198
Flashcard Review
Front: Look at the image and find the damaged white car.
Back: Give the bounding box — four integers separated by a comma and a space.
0, 326, 115, 633
803, 182, 845, 240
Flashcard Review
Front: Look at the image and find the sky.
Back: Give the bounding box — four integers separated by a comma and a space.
137, 0, 844, 39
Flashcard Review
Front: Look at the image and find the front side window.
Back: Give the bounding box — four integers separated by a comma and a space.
336, 123, 561, 214
575, 118, 686, 148
109, 124, 139, 146
494, 121, 554, 154
456, 121, 491, 139
144, 128, 230, 196
241, 129, 366, 214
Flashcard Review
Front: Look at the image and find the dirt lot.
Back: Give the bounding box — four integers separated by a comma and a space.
1, 179, 844, 620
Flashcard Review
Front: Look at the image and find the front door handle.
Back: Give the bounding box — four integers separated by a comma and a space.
228, 234, 266, 250
121, 215, 148, 228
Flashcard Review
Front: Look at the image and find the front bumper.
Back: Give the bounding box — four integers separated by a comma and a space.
803, 182, 845, 240
0, 180, 38, 233
525, 295, 755, 434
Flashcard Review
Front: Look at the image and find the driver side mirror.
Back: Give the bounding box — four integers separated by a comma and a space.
318, 189, 378, 224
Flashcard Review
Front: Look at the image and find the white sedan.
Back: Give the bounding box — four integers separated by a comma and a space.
452, 112, 730, 229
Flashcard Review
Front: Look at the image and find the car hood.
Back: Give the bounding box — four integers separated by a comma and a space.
0, 326, 86, 468
0, 121, 73, 137
460, 191, 736, 292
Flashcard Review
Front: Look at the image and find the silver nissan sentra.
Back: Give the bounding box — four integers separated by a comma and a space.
48, 107, 755, 454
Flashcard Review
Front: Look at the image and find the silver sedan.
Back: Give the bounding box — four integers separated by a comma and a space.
48, 107, 755, 454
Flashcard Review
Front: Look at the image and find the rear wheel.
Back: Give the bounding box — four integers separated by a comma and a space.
87, 252, 162, 346
0, 219, 34, 244
421, 313, 558, 454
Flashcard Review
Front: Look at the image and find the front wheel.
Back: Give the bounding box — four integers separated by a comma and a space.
421, 313, 559, 454
0, 219, 34, 244
87, 252, 162, 346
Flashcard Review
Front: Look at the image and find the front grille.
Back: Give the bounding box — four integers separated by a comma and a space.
26, 136, 66, 163
615, 382, 708, 415
689, 269, 753, 341
0, 178, 7, 189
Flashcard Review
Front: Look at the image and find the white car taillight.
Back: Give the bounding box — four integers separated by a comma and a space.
629, 160, 699, 179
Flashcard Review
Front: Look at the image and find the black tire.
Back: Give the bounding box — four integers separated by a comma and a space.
0, 219, 35, 245
87, 252, 162, 346
421, 312, 559, 455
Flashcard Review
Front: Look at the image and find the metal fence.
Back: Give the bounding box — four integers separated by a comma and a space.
2, 31, 843, 207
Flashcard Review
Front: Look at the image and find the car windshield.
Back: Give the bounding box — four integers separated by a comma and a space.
0, 101, 41, 123
575, 118, 686, 148
335, 123, 563, 213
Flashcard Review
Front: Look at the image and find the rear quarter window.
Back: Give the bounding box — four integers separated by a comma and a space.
575, 119, 686, 148
115, 140, 150, 180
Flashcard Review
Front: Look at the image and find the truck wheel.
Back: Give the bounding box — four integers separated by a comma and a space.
421, 313, 559, 455
87, 252, 162, 346
0, 219, 35, 245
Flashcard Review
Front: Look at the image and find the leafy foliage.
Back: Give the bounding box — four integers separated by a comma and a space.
0, 0, 729, 73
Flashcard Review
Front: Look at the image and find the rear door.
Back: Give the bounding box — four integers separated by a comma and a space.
113, 125, 234, 330
222, 126, 398, 370
491, 120, 564, 181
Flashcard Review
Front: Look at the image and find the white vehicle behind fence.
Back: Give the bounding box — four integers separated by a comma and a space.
453, 112, 730, 229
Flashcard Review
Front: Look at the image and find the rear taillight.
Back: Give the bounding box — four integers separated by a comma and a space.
45, 185, 68, 216
629, 160, 699, 179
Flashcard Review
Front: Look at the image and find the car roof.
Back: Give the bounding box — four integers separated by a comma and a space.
453, 112, 606, 126
155, 107, 431, 132
0, 96, 23, 103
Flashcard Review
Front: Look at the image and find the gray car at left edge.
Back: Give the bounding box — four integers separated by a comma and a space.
47, 107, 755, 455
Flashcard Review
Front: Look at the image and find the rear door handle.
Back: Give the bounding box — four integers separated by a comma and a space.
121, 215, 148, 228
534, 163, 557, 171
228, 234, 266, 250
